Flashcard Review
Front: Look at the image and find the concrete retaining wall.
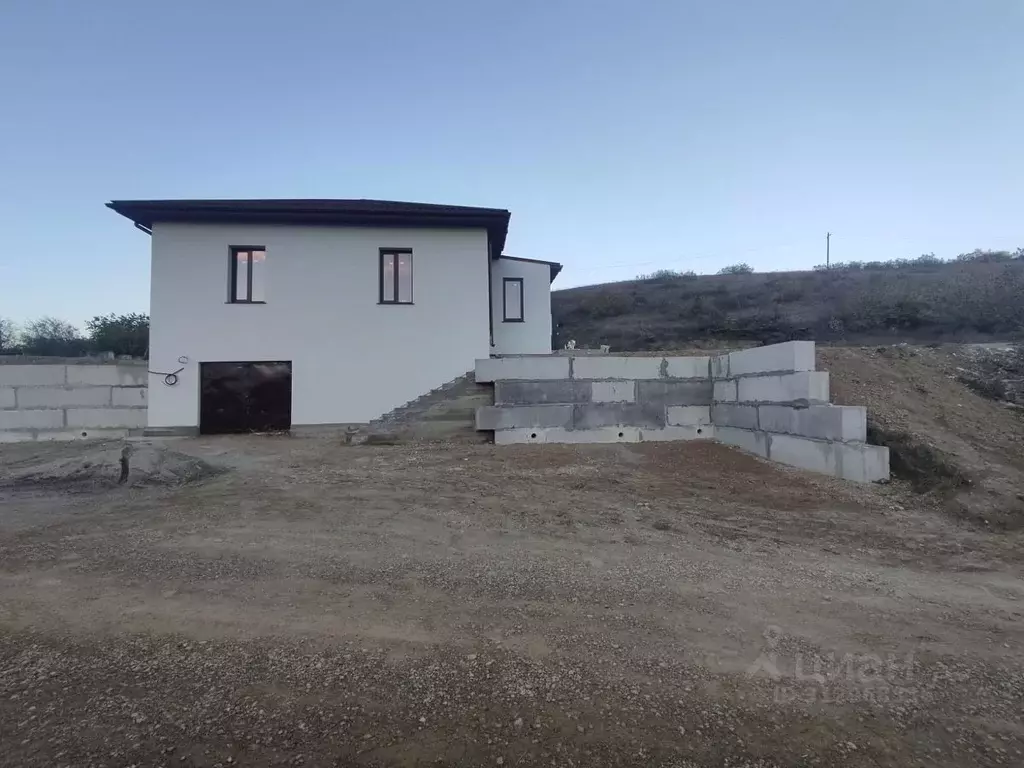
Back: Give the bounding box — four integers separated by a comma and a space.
0, 359, 148, 442
475, 341, 890, 484
708, 341, 888, 482
476, 353, 716, 445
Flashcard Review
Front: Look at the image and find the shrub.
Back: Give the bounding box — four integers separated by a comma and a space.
19, 317, 90, 356
86, 313, 149, 357
636, 269, 697, 281
717, 263, 754, 275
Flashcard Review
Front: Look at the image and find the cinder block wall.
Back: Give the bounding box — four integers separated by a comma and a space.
0, 359, 148, 442
475, 341, 890, 483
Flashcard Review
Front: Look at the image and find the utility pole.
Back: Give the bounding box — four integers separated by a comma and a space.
826, 232, 831, 269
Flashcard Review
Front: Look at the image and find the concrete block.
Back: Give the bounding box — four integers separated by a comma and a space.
766, 434, 889, 483
66, 408, 147, 429
0, 365, 65, 387
111, 386, 148, 407
666, 405, 712, 426
475, 356, 569, 382
66, 365, 147, 387
475, 405, 573, 430
711, 404, 760, 430
637, 379, 713, 407
0, 388, 14, 408
494, 426, 640, 444
0, 409, 63, 431
16, 386, 111, 409
572, 403, 665, 429
494, 380, 590, 405
713, 379, 737, 402
727, 341, 815, 377
736, 372, 829, 406
711, 355, 730, 379
572, 356, 663, 380
757, 405, 866, 442
639, 425, 713, 442
715, 426, 770, 458
664, 356, 710, 379
0, 409, 65, 430
840, 444, 890, 483
591, 380, 636, 403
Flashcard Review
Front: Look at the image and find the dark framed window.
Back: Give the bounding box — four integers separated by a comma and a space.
502, 277, 524, 322
229, 246, 267, 303
379, 248, 413, 304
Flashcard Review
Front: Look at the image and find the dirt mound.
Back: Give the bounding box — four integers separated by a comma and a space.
0, 440, 223, 491
949, 342, 1024, 404
821, 344, 1024, 528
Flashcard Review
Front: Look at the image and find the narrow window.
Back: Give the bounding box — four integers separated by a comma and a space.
230, 247, 267, 303
380, 249, 413, 304
503, 277, 524, 322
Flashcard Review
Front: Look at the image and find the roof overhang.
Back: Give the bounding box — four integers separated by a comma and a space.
498, 254, 563, 283
107, 199, 511, 254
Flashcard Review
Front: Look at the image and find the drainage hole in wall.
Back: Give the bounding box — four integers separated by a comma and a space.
81, 431, 87, 437
530, 432, 537, 439
617, 432, 624, 438
697, 428, 703, 435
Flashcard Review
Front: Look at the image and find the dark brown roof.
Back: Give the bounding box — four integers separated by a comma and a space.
499, 255, 563, 283
107, 198, 511, 254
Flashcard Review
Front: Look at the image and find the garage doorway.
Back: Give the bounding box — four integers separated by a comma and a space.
199, 361, 292, 435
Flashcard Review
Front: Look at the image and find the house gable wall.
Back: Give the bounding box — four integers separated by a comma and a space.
148, 222, 491, 427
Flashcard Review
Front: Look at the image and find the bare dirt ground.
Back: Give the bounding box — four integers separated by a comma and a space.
821, 344, 1024, 528
1, 433, 1023, 767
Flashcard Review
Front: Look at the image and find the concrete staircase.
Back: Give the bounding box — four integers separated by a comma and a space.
361, 371, 493, 443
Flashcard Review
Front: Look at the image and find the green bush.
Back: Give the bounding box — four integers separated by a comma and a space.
86, 313, 149, 357
718, 263, 754, 275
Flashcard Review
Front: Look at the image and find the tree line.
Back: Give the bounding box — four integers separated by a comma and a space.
0, 314, 149, 357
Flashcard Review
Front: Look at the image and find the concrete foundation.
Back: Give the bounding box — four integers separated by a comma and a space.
767, 433, 890, 483
638, 425, 711, 442
495, 426, 641, 444
475, 404, 573, 430
476, 342, 890, 484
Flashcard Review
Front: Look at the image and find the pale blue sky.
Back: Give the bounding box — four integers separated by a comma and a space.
1, 1, 1021, 324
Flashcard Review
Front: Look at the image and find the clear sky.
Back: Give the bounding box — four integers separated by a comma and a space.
1, 0, 1021, 325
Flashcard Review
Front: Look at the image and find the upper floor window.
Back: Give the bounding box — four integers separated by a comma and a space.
380, 249, 413, 304
230, 246, 266, 303
502, 277, 524, 322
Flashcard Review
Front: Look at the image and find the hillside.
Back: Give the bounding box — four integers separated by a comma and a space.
552, 260, 1024, 350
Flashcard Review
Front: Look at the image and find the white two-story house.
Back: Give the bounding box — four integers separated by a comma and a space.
108, 199, 562, 434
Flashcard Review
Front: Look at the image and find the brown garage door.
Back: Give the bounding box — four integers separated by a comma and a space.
199, 361, 292, 435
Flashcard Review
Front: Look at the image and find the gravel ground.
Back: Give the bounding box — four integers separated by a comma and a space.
1, 435, 1022, 767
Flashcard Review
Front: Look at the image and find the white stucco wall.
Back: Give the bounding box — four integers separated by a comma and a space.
491, 258, 553, 355
148, 223, 492, 427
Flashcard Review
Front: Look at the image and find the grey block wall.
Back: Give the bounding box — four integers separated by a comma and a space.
476, 342, 890, 484
707, 342, 888, 482
0, 359, 148, 442
475, 353, 715, 443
